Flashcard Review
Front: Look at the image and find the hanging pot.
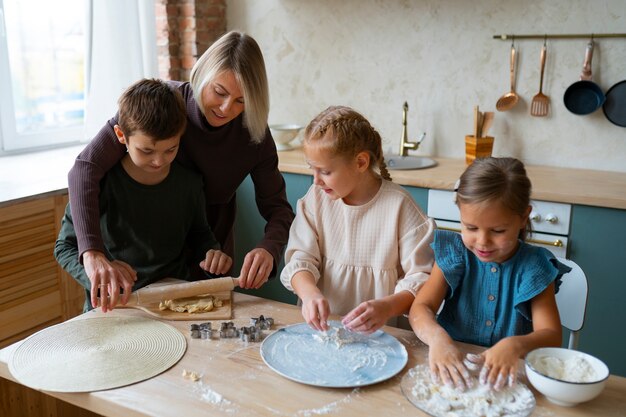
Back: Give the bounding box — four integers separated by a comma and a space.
563, 41, 605, 115
602, 77, 626, 127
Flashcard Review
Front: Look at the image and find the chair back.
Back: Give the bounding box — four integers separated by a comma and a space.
555, 258, 588, 349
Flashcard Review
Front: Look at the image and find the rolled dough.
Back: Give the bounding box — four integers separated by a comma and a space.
159, 294, 223, 313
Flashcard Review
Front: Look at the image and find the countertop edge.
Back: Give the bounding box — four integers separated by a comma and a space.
277, 150, 626, 210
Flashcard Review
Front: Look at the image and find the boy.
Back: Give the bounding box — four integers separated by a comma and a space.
55, 78, 232, 312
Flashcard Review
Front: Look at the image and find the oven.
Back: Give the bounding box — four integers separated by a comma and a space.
427, 189, 571, 258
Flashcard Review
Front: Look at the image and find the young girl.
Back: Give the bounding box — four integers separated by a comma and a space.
280, 106, 435, 334
409, 157, 570, 392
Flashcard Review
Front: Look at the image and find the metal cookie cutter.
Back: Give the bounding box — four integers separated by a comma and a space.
250, 315, 274, 330
219, 321, 239, 338
190, 323, 201, 339
240, 326, 251, 343
191, 322, 215, 340
240, 325, 262, 342
200, 322, 212, 339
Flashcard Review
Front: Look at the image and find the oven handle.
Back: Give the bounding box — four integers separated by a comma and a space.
436, 226, 564, 248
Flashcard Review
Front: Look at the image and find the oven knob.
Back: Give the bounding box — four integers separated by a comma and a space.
545, 213, 558, 224
530, 212, 541, 222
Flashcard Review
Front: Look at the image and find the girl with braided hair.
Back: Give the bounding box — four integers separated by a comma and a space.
280, 106, 435, 333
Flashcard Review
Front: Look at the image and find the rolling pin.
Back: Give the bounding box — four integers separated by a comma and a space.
123, 277, 239, 306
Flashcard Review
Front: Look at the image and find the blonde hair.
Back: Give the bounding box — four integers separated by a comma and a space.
303, 106, 392, 181
190, 31, 269, 143
456, 157, 532, 240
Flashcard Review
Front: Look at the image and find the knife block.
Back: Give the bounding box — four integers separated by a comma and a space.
465, 135, 494, 165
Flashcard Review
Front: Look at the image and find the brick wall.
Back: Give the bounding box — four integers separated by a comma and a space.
155, 0, 226, 81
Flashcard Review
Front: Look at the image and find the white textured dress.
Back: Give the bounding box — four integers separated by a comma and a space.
280, 180, 435, 316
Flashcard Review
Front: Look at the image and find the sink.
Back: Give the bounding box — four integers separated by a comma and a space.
385, 155, 437, 170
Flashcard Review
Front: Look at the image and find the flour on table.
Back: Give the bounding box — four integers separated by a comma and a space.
402, 364, 535, 417
159, 294, 222, 313
193, 381, 239, 413
530, 354, 598, 382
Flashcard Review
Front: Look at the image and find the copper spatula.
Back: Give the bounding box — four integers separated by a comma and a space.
531, 44, 550, 117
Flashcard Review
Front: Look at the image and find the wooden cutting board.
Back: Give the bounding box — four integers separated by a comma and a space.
118, 279, 232, 320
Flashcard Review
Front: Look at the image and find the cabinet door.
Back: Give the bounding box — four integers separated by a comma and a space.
53, 195, 86, 320
0, 195, 83, 347
234, 173, 312, 304
569, 205, 626, 377
402, 186, 429, 212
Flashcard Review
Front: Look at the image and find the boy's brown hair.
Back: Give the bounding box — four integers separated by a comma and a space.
117, 78, 187, 140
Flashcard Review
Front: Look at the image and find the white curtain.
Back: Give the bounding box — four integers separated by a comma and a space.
83, 0, 158, 140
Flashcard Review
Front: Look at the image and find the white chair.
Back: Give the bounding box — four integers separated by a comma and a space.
555, 258, 588, 350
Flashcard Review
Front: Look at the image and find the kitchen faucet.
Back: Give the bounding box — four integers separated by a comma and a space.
399, 101, 425, 156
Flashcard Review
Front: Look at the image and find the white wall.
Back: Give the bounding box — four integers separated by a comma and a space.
227, 0, 626, 172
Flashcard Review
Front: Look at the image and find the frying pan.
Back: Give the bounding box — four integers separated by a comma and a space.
564, 41, 605, 115
603, 77, 626, 127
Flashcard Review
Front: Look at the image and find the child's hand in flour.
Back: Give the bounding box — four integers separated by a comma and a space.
301, 292, 330, 332
468, 338, 520, 391
428, 334, 473, 391
341, 299, 390, 334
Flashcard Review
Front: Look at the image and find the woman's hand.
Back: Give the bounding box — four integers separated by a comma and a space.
341, 299, 391, 334
200, 249, 233, 275
239, 248, 273, 289
301, 292, 330, 332
83, 250, 137, 312
428, 333, 473, 391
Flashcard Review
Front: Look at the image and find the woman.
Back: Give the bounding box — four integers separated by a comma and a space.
68, 31, 294, 300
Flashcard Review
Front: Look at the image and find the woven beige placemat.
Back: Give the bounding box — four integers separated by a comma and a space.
9, 316, 186, 392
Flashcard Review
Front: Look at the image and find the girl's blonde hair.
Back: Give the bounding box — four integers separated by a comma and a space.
190, 31, 269, 143
456, 157, 532, 240
303, 106, 392, 181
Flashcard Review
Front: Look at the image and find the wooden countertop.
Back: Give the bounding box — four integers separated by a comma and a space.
1, 293, 625, 417
278, 149, 626, 210
0, 145, 84, 207
1, 146, 624, 210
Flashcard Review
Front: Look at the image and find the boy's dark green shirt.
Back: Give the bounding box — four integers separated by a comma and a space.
54, 160, 219, 310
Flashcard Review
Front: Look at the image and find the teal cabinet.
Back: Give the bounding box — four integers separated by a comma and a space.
234, 173, 312, 305
569, 205, 626, 377
403, 186, 429, 212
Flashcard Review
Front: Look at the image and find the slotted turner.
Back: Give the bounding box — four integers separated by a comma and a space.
531, 44, 550, 117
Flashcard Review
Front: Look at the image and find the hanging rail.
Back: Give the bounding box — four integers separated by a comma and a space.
493, 33, 626, 40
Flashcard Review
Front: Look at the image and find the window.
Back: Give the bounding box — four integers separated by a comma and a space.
0, 0, 85, 152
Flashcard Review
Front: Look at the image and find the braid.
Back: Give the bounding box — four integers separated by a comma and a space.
379, 160, 392, 181
304, 106, 391, 181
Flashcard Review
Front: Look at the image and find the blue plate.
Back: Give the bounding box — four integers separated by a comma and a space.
260, 321, 408, 388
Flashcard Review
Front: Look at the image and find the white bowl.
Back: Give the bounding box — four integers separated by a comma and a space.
525, 347, 609, 407
270, 124, 304, 151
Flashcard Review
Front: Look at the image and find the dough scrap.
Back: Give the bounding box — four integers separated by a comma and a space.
159, 294, 223, 313
182, 369, 201, 381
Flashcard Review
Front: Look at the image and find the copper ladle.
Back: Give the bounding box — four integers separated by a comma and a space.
496, 43, 520, 111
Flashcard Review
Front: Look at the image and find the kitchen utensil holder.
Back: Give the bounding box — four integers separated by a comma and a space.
465, 135, 494, 165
